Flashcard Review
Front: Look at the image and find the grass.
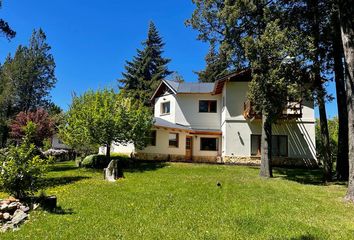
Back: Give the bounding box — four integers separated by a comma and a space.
1, 161, 354, 239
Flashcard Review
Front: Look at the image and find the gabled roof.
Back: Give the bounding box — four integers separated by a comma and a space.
151, 69, 252, 101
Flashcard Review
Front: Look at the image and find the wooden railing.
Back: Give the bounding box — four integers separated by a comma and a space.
243, 100, 302, 119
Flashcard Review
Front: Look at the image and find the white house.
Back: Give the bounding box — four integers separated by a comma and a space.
103, 69, 317, 167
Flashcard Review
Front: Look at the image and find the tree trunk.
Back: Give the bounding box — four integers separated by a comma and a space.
333, 9, 349, 181
260, 113, 273, 178
338, 0, 354, 201
106, 143, 111, 162
308, 0, 332, 182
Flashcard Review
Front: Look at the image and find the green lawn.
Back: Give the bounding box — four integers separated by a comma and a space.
1, 161, 354, 240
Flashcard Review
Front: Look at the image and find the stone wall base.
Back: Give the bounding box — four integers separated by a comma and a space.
222, 156, 318, 168
133, 153, 318, 168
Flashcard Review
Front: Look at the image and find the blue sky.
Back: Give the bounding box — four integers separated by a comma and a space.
0, 0, 338, 118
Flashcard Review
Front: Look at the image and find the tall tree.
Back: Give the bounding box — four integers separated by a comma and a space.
12, 29, 56, 112
197, 41, 228, 83
0, 0, 15, 39
332, 5, 348, 180
119, 22, 172, 105
337, 0, 354, 201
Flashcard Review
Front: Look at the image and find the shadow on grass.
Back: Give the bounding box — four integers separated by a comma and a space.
289, 234, 316, 240
125, 160, 168, 173
43, 176, 90, 188
48, 164, 78, 172
273, 167, 347, 186
45, 205, 75, 215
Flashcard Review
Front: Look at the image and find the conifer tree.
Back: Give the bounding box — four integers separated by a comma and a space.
119, 22, 172, 105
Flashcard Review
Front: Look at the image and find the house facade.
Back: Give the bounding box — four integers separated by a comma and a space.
103, 70, 317, 167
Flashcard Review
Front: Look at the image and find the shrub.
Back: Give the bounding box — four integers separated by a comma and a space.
0, 142, 49, 198
42, 148, 73, 162
81, 153, 131, 169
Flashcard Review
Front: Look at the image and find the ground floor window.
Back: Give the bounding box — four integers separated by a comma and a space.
200, 137, 218, 151
250, 134, 288, 157
169, 133, 179, 147
147, 130, 156, 146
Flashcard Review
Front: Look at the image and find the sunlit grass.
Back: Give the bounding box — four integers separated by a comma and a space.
1, 161, 353, 239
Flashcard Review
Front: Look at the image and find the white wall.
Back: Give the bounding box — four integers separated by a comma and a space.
175, 93, 222, 129
51, 134, 70, 149
154, 94, 176, 123
223, 120, 316, 160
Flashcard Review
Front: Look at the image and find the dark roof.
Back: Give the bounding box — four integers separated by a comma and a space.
164, 80, 214, 93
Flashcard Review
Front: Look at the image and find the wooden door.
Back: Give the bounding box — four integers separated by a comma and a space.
185, 136, 193, 161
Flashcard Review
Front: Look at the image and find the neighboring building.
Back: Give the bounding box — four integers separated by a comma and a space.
103, 70, 317, 167
51, 134, 71, 150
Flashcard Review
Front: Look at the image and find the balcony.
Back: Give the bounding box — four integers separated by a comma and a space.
243, 100, 302, 120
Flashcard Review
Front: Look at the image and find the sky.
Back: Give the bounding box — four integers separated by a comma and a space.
0, 0, 338, 118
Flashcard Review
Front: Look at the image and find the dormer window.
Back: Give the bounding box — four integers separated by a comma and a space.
161, 101, 170, 115
199, 100, 217, 113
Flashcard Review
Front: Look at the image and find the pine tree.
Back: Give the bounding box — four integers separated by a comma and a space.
119, 22, 172, 105
197, 42, 228, 83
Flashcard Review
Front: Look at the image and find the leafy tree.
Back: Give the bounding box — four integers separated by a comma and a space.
0, 1, 15, 39
243, 21, 305, 177
0, 121, 49, 198
119, 21, 172, 105
10, 108, 55, 147
315, 118, 339, 164
60, 89, 153, 177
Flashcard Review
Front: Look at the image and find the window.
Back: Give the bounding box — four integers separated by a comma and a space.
169, 133, 179, 147
200, 137, 218, 151
199, 100, 217, 113
147, 130, 156, 146
250, 134, 288, 157
251, 135, 261, 156
272, 135, 288, 157
161, 102, 170, 115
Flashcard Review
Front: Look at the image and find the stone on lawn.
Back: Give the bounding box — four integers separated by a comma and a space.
7, 202, 18, 210
105, 160, 118, 182
20, 205, 30, 213
11, 210, 28, 225
3, 212, 10, 220
0, 203, 8, 211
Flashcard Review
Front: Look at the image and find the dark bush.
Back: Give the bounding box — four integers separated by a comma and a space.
81, 153, 131, 169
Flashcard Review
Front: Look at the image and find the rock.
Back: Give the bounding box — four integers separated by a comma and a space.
1, 223, 14, 233
7, 202, 18, 210
0, 203, 8, 211
33, 203, 40, 210
0, 200, 10, 205
11, 210, 27, 225
105, 160, 118, 182
3, 212, 10, 220
20, 205, 30, 213
8, 196, 18, 202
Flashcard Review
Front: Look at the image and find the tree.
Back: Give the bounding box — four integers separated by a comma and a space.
118, 21, 172, 105
332, 6, 348, 180
60, 89, 153, 177
197, 41, 228, 83
243, 21, 305, 177
0, 121, 49, 199
337, 0, 354, 201
10, 108, 55, 147
0, 1, 15, 39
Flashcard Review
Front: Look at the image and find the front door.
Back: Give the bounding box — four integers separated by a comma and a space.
185, 136, 193, 161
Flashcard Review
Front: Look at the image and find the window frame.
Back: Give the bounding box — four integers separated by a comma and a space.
200, 137, 219, 151
168, 132, 179, 148
147, 130, 157, 146
161, 101, 171, 115
199, 100, 217, 113
250, 134, 288, 157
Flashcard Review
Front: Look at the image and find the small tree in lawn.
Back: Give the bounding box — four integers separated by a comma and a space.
243, 21, 305, 177
0, 121, 49, 199
60, 89, 153, 177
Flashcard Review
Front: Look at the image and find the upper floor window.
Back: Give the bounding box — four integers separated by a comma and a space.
161, 101, 170, 115
199, 100, 217, 113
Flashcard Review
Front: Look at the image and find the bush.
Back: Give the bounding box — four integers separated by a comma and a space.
81, 153, 130, 169
42, 148, 73, 162
0, 143, 49, 198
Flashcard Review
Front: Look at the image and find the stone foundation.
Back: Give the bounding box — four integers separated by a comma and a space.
222, 156, 318, 168
133, 152, 317, 168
